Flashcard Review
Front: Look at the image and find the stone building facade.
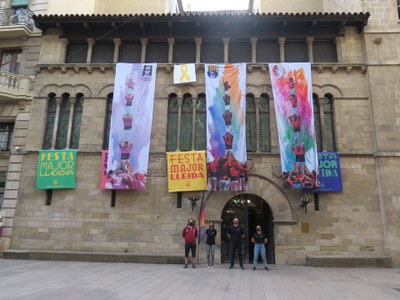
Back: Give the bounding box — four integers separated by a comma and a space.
1, 0, 399, 266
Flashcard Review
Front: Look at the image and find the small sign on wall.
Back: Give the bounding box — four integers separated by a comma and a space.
36, 150, 77, 189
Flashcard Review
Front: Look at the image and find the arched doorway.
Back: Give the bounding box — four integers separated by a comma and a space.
221, 194, 275, 264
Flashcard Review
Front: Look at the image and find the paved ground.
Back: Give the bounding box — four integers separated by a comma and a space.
0, 259, 400, 300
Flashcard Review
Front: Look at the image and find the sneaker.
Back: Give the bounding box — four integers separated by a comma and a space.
229, 265, 234, 269
192, 264, 196, 269
208, 266, 211, 269
253, 267, 256, 271
211, 266, 214, 269
265, 267, 269, 271
183, 264, 188, 269
240, 266, 245, 270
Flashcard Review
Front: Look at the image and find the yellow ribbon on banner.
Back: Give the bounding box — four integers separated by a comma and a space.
179, 64, 191, 82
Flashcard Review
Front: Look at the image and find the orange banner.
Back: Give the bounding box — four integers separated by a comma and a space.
167, 151, 207, 192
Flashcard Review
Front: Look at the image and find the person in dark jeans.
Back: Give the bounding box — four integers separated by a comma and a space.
205, 222, 217, 269
227, 217, 245, 270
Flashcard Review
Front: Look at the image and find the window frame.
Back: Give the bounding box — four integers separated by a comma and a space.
0, 123, 14, 151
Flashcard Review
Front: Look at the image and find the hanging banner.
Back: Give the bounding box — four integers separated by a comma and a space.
167, 151, 207, 192
36, 149, 77, 189
269, 63, 318, 189
106, 63, 157, 190
205, 63, 249, 191
173, 64, 196, 84
100, 150, 109, 189
307, 152, 342, 192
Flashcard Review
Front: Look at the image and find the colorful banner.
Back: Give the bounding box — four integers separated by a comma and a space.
106, 63, 156, 190
198, 191, 206, 244
205, 64, 249, 191
100, 150, 108, 189
173, 64, 196, 84
167, 151, 207, 192
36, 149, 77, 189
269, 63, 318, 189
307, 152, 342, 192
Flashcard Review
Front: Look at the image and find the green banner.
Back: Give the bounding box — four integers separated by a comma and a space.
37, 150, 77, 189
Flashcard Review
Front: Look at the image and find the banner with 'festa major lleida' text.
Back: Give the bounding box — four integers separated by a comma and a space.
106, 63, 156, 190
205, 63, 249, 191
269, 63, 318, 190
37, 149, 77, 189
167, 151, 207, 192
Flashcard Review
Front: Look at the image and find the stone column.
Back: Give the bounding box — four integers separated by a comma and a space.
278, 37, 286, 62
307, 37, 314, 63
66, 97, 77, 149
195, 38, 202, 64
191, 97, 197, 150
176, 96, 183, 151
140, 38, 148, 63
113, 38, 121, 63
250, 37, 258, 64
335, 37, 342, 63
51, 97, 63, 149
223, 38, 230, 64
86, 38, 95, 63
255, 97, 261, 153
168, 38, 175, 64
60, 39, 69, 63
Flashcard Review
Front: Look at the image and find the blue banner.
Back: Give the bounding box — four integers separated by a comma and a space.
306, 152, 342, 192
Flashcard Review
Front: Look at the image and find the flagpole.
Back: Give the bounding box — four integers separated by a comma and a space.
197, 191, 205, 261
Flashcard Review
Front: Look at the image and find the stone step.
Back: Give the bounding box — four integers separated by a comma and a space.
306, 255, 392, 268
2, 249, 182, 264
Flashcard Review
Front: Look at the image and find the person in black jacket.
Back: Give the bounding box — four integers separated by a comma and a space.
251, 225, 269, 271
227, 217, 245, 270
205, 222, 217, 269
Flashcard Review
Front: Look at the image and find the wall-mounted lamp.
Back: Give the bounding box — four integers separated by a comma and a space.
299, 197, 312, 214
186, 194, 201, 212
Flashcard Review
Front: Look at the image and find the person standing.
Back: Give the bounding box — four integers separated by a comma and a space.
251, 225, 269, 271
205, 222, 217, 269
182, 218, 198, 269
227, 217, 245, 270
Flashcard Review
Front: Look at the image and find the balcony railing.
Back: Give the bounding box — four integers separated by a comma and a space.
0, 7, 33, 30
0, 71, 31, 101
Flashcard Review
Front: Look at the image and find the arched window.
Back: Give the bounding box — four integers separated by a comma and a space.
246, 94, 256, 152
103, 93, 113, 150
195, 93, 206, 150
166, 93, 178, 151
166, 92, 207, 152
70, 93, 84, 149
55, 93, 71, 149
180, 94, 193, 151
43, 92, 85, 150
313, 93, 322, 151
321, 94, 336, 151
259, 93, 271, 152
313, 93, 336, 152
43, 93, 57, 149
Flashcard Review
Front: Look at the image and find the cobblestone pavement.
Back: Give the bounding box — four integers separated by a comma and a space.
1, 259, 400, 300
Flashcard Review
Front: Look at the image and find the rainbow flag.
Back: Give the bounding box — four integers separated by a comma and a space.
205, 64, 249, 191
198, 191, 206, 244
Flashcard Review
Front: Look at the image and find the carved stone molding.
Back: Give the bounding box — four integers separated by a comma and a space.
36, 63, 368, 75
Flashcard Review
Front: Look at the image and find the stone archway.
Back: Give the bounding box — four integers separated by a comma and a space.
202, 174, 297, 264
